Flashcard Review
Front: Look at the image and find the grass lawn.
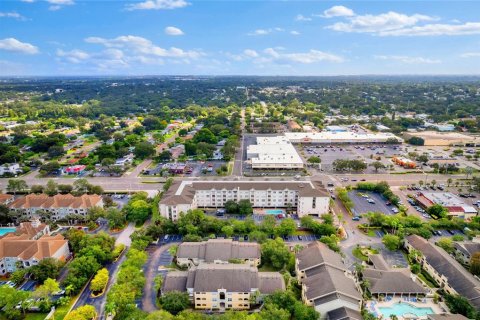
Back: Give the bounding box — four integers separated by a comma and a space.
418, 271, 438, 288
23, 295, 78, 320
352, 247, 369, 261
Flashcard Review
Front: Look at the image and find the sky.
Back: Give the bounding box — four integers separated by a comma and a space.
1, 0, 480, 76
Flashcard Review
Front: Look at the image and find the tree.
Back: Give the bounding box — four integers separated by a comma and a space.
261, 238, 292, 270
370, 161, 386, 172
44, 179, 58, 196
427, 204, 448, 219
125, 199, 151, 223
382, 234, 400, 251
106, 207, 126, 229
158, 150, 172, 161
436, 237, 454, 253
276, 218, 296, 236
134, 141, 155, 159
447, 178, 453, 187
160, 291, 190, 315
40, 161, 61, 174
30, 184, 45, 194
146, 311, 175, 320
238, 199, 253, 215
225, 200, 239, 214
58, 184, 73, 194
408, 136, 425, 146
307, 156, 321, 164
221, 225, 234, 238
64, 305, 97, 320
47, 145, 65, 158
193, 128, 217, 144
30, 258, 63, 283
444, 294, 477, 319
34, 278, 60, 303
73, 178, 91, 195
0, 286, 30, 319
470, 252, 480, 276
7, 179, 28, 195
91, 268, 109, 293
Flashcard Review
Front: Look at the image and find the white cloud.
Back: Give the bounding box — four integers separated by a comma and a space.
327, 11, 435, 33
321, 5, 355, 18
379, 22, 480, 36
165, 26, 184, 36
248, 29, 271, 36
0, 12, 26, 20
290, 31, 300, 35
46, 0, 74, 10
374, 55, 441, 64
126, 0, 189, 11
231, 48, 343, 65
56, 49, 90, 63
243, 49, 258, 58
295, 14, 312, 21
85, 35, 202, 59
460, 52, 480, 58
0, 38, 39, 54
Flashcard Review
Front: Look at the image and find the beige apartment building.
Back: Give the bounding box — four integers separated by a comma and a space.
161, 264, 284, 311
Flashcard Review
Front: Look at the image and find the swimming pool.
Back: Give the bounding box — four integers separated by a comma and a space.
378, 303, 434, 318
0, 228, 16, 236
265, 209, 284, 215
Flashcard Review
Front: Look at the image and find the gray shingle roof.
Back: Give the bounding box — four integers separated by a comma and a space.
427, 314, 469, 320
362, 268, 427, 295
406, 235, 480, 309
177, 239, 260, 262
304, 265, 361, 302
297, 241, 345, 272
454, 242, 480, 257
327, 307, 362, 320
163, 264, 284, 294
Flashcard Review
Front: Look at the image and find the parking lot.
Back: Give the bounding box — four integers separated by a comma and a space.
381, 248, 408, 268
349, 190, 397, 216
143, 160, 226, 177
299, 144, 405, 173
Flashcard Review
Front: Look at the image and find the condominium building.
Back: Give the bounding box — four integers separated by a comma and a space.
296, 242, 362, 319
161, 264, 285, 310
176, 239, 261, 267
246, 136, 303, 169
405, 235, 480, 309
9, 194, 104, 220
285, 131, 402, 144
159, 180, 330, 221
0, 234, 70, 275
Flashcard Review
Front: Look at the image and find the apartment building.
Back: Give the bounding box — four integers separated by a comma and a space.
246, 136, 303, 169
161, 264, 284, 310
159, 180, 330, 221
296, 242, 362, 319
176, 239, 261, 267
0, 234, 70, 275
453, 239, 480, 265
0, 194, 14, 205
405, 235, 480, 309
9, 194, 104, 220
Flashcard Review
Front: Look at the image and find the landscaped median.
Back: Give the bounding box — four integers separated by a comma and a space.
90, 268, 109, 298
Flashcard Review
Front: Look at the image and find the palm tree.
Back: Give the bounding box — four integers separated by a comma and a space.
431, 179, 437, 188
447, 178, 452, 187
419, 180, 424, 188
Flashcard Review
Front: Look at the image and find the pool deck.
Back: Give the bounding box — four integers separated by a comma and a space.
368, 297, 446, 320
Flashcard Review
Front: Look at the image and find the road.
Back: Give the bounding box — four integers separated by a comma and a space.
115, 222, 135, 247
141, 243, 175, 313
232, 107, 246, 177
72, 250, 127, 320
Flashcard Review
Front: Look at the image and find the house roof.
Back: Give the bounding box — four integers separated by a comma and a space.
9, 194, 103, 210
15, 221, 48, 239
297, 241, 345, 272
454, 241, 480, 257
177, 239, 260, 262
368, 254, 390, 271
362, 268, 427, 295
162, 264, 284, 294
0, 194, 14, 204
303, 265, 361, 302
427, 314, 469, 320
0, 233, 68, 261
327, 307, 362, 320
406, 235, 480, 309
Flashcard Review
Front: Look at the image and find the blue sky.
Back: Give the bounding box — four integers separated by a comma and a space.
1, 0, 480, 75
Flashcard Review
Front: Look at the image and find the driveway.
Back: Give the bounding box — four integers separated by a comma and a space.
115, 223, 135, 247
141, 243, 175, 313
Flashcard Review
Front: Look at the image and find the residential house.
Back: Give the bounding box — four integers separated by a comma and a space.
0, 163, 21, 176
